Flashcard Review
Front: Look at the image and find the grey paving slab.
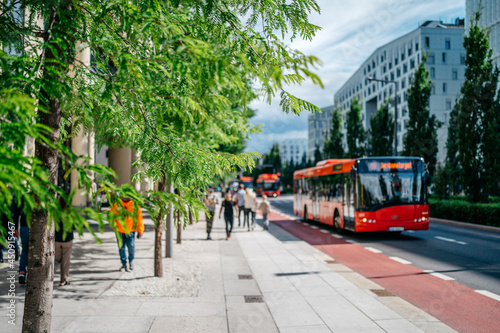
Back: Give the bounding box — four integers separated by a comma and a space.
307, 295, 385, 333
226, 302, 279, 333
375, 318, 424, 333
52, 299, 143, 316
148, 316, 228, 333
279, 325, 332, 333
336, 288, 402, 321
59, 316, 155, 333
223, 279, 261, 296
135, 300, 226, 317
263, 291, 324, 328
255, 277, 296, 293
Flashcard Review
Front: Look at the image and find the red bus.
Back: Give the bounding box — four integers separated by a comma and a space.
239, 176, 254, 189
256, 174, 281, 197
293, 157, 430, 233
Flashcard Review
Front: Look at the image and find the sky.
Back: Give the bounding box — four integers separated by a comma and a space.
245, 0, 466, 155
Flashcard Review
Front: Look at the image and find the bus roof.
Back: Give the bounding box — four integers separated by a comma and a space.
293, 157, 424, 179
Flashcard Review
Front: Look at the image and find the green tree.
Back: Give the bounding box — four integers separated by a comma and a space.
444, 99, 461, 194
313, 144, 323, 165
0, 0, 323, 331
456, 11, 500, 202
346, 97, 366, 158
403, 54, 441, 176
368, 100, 393, 156
263, 143, 282, 173
323, 106, 344, 159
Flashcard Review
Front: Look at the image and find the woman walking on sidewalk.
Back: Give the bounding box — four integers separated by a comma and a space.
219, 194, 236, 240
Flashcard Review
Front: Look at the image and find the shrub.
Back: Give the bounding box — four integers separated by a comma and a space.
429, 198, 500, 227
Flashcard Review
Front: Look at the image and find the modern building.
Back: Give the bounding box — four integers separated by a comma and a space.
307, 105, 334, 162
466, 0, 500, 65
334, 20, 466, 164
279, 138, 307, 165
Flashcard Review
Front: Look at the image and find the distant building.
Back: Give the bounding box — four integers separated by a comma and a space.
307, 105, 334, 162
334, 20, 466, 163
466, 0, 500, 65
279, 138, 307, 165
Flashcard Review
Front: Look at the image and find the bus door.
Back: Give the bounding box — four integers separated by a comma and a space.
312, 178, 320, 219
295, 179, 302, 212
343, 177, 355, 230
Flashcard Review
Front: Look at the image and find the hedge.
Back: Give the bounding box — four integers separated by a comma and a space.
429, 198, 500, 228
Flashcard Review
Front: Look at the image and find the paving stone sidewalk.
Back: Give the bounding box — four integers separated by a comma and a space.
0, 209, 455, 332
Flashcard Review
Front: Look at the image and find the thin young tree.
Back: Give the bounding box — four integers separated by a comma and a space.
368, 100, 393, 156
456, 11, 500, 202
346, 97, 366, 158
444, 99, 461, 194
403, 54, 441, 176
323, 106, 344, 159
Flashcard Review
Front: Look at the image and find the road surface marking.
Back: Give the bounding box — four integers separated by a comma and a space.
310, 226, 319, 229
475, 290, 500, 302
365, 247, 383, 253
331, 234, 343, 239
320, 229, 330, 234
435, 236, 468, 245
426, 271, 455, 280
346, 240, 359, 244
389, 256, 412, 264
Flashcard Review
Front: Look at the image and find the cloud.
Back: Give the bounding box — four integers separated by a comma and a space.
246, 0, 465, 154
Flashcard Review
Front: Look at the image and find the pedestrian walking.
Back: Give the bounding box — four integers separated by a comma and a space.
204, 188, 219, 240
110, 197, 144, 272
259, 195, 272, 230
243, 188, 257, 231
219, 194, 236, 240
236, 184, 246, 227
54, 197, 74, 286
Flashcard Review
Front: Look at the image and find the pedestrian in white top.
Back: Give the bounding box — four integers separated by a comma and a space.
236, 184, 246, 227
259, 195, 272, 230
243, 188, 257, 231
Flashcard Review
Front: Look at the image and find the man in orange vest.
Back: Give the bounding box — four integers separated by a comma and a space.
110, 198, 144, 272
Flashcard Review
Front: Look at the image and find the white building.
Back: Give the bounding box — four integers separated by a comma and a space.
307, 105, 334, 162
466, 0, 500, 65
334, 20, 466, 164
279, 138, 307, 165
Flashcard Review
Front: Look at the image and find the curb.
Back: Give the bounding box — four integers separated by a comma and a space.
430, 217, 500, 233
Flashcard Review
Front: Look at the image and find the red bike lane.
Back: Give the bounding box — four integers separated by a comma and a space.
269, 212, 500, 333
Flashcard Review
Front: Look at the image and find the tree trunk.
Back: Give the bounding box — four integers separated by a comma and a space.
188, 209, 193, 225
176, 209, 182, 244
154, 175, 166, 277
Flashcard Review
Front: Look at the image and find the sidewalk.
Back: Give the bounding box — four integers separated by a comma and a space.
0, 210, 455, 332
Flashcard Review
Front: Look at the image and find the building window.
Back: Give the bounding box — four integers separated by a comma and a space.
452, 68, 458, 80
401, 78, 405, 89
410, 58, 415, 69
443, 82, 447, 94
403, 63, 408, 73
368, 64, 371, 72
430, 67, 435, 79
431, 85, 435, 95
442, 52, 447, 64
445, 38, 450, 49
395, 57, 399, 65
428, 54, 435, 64
404, 92, 407, 101
425, 37, 430, 47
397, 68, 401, 78
389, 61, 392, 69
390, 72, 394, 81
460, 54, 465, 65
416, 42, 419, 51
446, 99, 452, 110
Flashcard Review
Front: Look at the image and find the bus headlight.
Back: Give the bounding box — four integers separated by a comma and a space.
422, 217, 427, 221
362, 218, 367, 223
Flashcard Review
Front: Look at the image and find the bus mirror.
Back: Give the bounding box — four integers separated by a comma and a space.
350, 166, 357, 181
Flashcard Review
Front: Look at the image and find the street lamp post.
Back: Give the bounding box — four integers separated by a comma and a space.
367, 77, 398, 156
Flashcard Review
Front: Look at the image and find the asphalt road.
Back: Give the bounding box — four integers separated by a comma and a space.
269, 195, 500, 297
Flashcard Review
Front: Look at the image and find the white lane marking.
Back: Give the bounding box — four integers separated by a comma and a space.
427, 271, 455, 280
435, 236, 468, 245
389, 256, 412, 265
310, 226, 319, 229
365, 247, 383, 254
346, 240, 359, 244
475, 290, 500, 302
406, 230, 415, 233
331, 234, 343, 239
320, 229, 330, 234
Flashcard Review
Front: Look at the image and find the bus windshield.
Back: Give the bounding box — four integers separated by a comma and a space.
262, 181, 279, 191
357, 159, 426, 211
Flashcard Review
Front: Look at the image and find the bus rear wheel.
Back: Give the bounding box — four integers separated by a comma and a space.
303, 206, 308, 222
334, 212, 344, 234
